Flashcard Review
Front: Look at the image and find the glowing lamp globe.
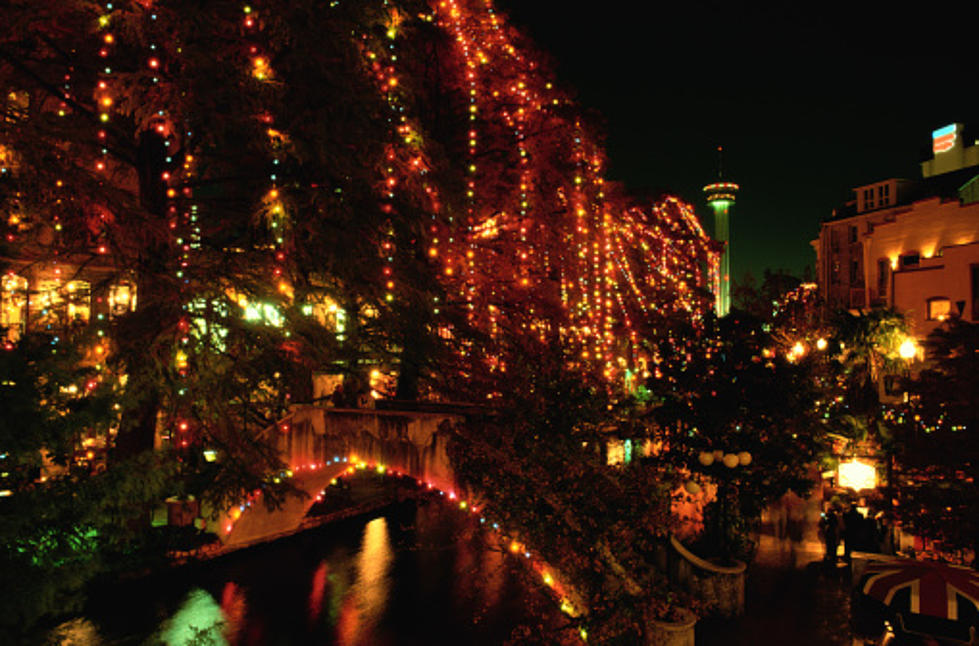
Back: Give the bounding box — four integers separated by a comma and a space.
737, 451, 752, 466
899, 338, 917, 360
684, 480, 702, 495
838, 459, 877, 491
698, 451, 715, 466
788, 341, 806, 361
723, 453, 740, 468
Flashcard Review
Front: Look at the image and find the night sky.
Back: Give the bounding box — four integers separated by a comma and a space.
497, 0, 978, 284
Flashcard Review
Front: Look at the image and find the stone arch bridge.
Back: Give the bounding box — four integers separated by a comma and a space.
209, 404, 743, 620
217, 405, 470, 549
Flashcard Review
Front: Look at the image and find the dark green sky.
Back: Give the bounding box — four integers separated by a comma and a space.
498, 0, 978, 283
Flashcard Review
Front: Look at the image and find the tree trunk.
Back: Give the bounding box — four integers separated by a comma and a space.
112, 130, 174, 460
395, 338, 422, 401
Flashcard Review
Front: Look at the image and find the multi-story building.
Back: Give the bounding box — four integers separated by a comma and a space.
812, 123, 979, 337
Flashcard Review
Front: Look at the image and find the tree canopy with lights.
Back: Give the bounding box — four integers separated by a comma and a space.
0, 0, 716, 452
0, 0, 721, 633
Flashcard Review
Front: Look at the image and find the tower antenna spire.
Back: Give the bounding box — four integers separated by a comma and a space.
717, 145, 724, 180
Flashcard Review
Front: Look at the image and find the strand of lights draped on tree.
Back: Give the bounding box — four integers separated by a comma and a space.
2, 0, 717, 395
375, 0, 718, 384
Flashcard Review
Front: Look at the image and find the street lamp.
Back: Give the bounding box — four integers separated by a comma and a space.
694, 447, 753, 564
898, 338, 917, 361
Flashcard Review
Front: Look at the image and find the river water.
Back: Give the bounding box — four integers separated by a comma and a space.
48, 500, 556, 645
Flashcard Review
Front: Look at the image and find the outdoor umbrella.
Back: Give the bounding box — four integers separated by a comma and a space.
860, 558, 979, 643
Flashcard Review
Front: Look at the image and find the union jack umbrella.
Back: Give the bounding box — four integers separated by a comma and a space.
862, 559, 979, 622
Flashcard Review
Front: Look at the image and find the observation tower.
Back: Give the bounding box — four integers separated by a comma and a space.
703, 147, 739, 317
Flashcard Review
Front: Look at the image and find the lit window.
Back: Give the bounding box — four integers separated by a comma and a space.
303, 295, 347, 337
242, 301, 283, 327
1, 274, 28, 341
31, 280, 64, 331
187, 298, 229, 351
927, 297, 951, 321
606, 439, 625, 466
108, 282, 137, 317
65, 280, 91, 326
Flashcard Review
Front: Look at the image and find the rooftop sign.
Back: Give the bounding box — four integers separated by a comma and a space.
932, 124, 958, 154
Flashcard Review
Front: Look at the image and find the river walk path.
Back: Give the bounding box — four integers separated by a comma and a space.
698, 493, 854, 645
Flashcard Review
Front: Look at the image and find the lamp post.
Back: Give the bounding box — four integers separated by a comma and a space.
883, 336, 917, 511
695, 448, 752, 563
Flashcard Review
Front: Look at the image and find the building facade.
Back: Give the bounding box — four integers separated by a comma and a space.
812, 124, 979, 338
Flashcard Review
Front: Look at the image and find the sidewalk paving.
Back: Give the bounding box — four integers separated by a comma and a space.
697, 494, 855, 645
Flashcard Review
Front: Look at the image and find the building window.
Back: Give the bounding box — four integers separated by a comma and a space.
900, 253, 920, 268
877, 259, 889, 297
849, 225, 858, 244
831, 260, 840, 284
1, 274, 28, 342
27, 279, 91, 333
927, 297, 951, 321
878, 184, 890, 207
31, 280, 64, 332
65, 280, 91, 327
863, 188, 875, 211
108, 282, 137, 318
850, 259, 860, 284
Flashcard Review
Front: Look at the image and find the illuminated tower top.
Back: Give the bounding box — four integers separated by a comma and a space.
703, 147, 738, 317
703, 182, 740, 206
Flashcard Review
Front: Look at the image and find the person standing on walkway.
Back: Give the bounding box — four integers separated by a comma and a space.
843, 504, 862, 562
820, 507, 842, 563
875, 511, 895, 555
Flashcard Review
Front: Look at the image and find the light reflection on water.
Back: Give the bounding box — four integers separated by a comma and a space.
308, 560, 329, 625
44, 618, 101, 645
156, 588, 228, 646
338, 517, 393, 645
49, 501, 546, 646
219, 581, 246, 645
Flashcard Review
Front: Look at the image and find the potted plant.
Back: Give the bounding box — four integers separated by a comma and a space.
646, 594, 698, 646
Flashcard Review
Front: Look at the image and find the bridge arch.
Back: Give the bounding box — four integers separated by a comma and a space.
210, 405, 589, 628
219, 406, 467, 548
